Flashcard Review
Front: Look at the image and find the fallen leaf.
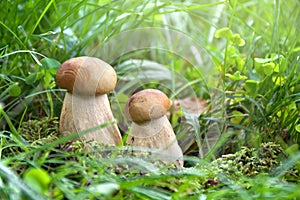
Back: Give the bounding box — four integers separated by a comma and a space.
171, 97, 207, 115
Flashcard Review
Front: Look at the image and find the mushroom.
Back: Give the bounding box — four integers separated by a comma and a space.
56, 56, 122, 145
125, 89, 183, 167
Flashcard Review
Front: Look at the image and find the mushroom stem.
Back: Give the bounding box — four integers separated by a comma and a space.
128, 115, 183, 165
60, 93, 121, 145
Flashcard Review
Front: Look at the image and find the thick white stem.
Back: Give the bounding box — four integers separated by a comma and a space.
127, 116, 183, 167
59, 93, 122, 145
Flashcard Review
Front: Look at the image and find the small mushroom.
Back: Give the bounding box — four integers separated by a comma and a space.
125, 89, 183, 167
56, 56, 122, 145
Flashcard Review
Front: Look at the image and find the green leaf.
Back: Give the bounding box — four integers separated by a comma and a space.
23, 168, 51, 195
254, 54, 282, 64
235, 56, 245, 71
43, 72, 53, 87
230, 110, 245, 123
25, 72, 44, 85
231, 33, 245, 46
8, 83, 21, 97
226, 71, 247, 81
254, 57, 273, 64
25, 73, 38, 85
295, 124, 300, 133
41, 58, 61, 75
285, 144, 299, 156
274, 57, 287, 73
262, 62, 275, 76
0, 102, 3, 115
214, 27, 232, 39
272, 76, 286, 86
244, 80, 259, 97
292, 46, 300, 53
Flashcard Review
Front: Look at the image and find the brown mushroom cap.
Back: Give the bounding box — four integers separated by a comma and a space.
127, 89, 171, 123
56, 56, 117, 95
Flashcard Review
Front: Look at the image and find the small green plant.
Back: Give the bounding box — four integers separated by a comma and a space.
214, 24, 300, 150
23, 168, 51, 195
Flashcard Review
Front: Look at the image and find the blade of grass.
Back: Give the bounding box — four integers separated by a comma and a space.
26, 0, 55, 46
0, 162, 46, 200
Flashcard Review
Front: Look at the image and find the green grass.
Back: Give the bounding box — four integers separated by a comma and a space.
1, 0, 300, 199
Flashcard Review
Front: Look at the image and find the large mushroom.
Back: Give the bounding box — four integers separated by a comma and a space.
56, 56, 122, 145
125, 89, 183, 167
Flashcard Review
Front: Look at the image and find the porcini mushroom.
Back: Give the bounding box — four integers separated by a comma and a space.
56, 56, 122, 145
125, 89, 183, 167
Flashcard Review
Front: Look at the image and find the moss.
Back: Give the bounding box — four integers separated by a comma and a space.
195, 142, 299, 191
207, 142, 287, 177
21, 117, 59, 143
